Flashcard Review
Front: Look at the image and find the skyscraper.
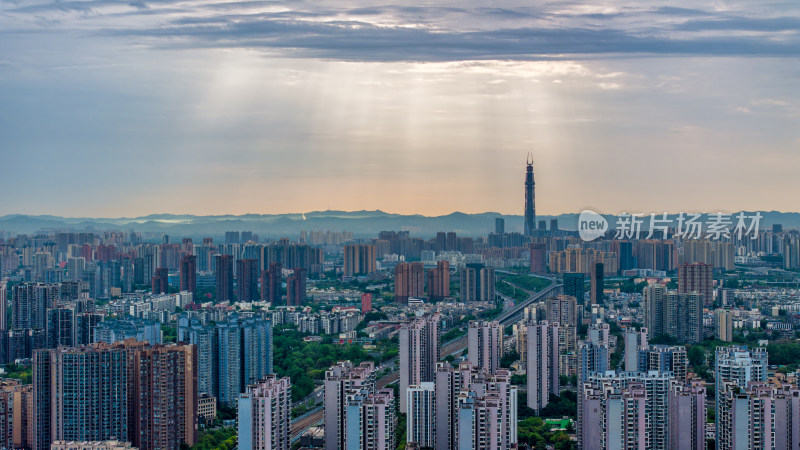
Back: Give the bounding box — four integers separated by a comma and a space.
406, 382, 436, 448
215, 254, 234, 302
238, 375, 291, 450
529, 243, 547, 274
590, 262, 604, 305
179, 255, 196, 294
524, 153, 536, 237
495, 217, 505, 234
714, 345, 768, 439
467, 320, 503, 374
399, 314, 440, 413
345, 388, 396, 450
216, 315, 273, 406
643, 286, 703, 343
459, 267, 477, 302
717, 381, 800, 450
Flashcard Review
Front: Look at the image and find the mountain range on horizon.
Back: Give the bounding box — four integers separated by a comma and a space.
0, 210, 798, 239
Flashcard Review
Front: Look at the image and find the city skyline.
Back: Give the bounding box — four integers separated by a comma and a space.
2, 0, 799, 217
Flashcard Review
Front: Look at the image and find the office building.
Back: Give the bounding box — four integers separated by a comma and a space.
238, 375, 291, 450
286, 268, 307, 306
324, 361, 376, 450
590, 262, 604, 305
527, 320, 559, 411
467, 320, 503, 374
343, 245, 377, 276
236, 258, 259, 302
678, 263, 713, 306
563, 272, 586, 304
399, 314, 440, 413
215, 254, 234, 302
495, 218, 505, 235
394, 262, 424, 304
179, 255, 196, 294
426, 261, 450, 301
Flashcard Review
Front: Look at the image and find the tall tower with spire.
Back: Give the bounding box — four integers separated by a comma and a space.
524, 153, 536, 237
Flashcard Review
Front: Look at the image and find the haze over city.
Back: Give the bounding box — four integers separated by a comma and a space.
2, 0, 800, 216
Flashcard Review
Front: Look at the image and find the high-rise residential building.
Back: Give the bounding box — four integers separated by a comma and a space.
407, 363, 517, 450
214, 254, 233, 302
467, 320, 503, 374
714, 308, 734, 342
406, 382, 436, 448
179, 255, 197, 294
260, 262, 282, 305
45, 306, 75, 348
524, 153, 535, 237
12, 283, 59, 330
668, 380, 706, 450
286, 268, 307, 306
714, 345, 768, 442
361, 293, 372, 313
479, 267, 496, 302
587, 322, 610, 346
33, 344, 129, 450
178, 317, 214, 396
76, 313, 103, 345
717, 381, 800, 450
576, 339, 610, 443
623, 327, 648, 372
238, 375, 291, 450
563, 272, 586, 304
678, 263, 713, 306
546, 295, 578, 327
590, 262, 604, 305
343, 244, 377, 276
426, 261, 450, 301
399, 314, 440, 413
643, 285, 703, 343
455, 369, 518, 450
324, 361, 376, 450
236, 258, 259, 302
216, 315, 273, 406
152, 267, 168, 294
459, 267, 477, 302
641, 345, 688, 380
394, 262, 424, 304
495, 218, 505, 234
0, 379, 33, 449
529, 243, 547, 274
527, 320, 559, 411
345, 388, 396, 450
579, 371, 687, 450
93, 317, 162, 345
123, 341, 198, 450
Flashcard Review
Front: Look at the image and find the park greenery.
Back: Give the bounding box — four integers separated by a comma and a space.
191, 427, 236, 450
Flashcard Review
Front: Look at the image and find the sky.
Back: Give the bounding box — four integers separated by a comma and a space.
1, 0, 799, 218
